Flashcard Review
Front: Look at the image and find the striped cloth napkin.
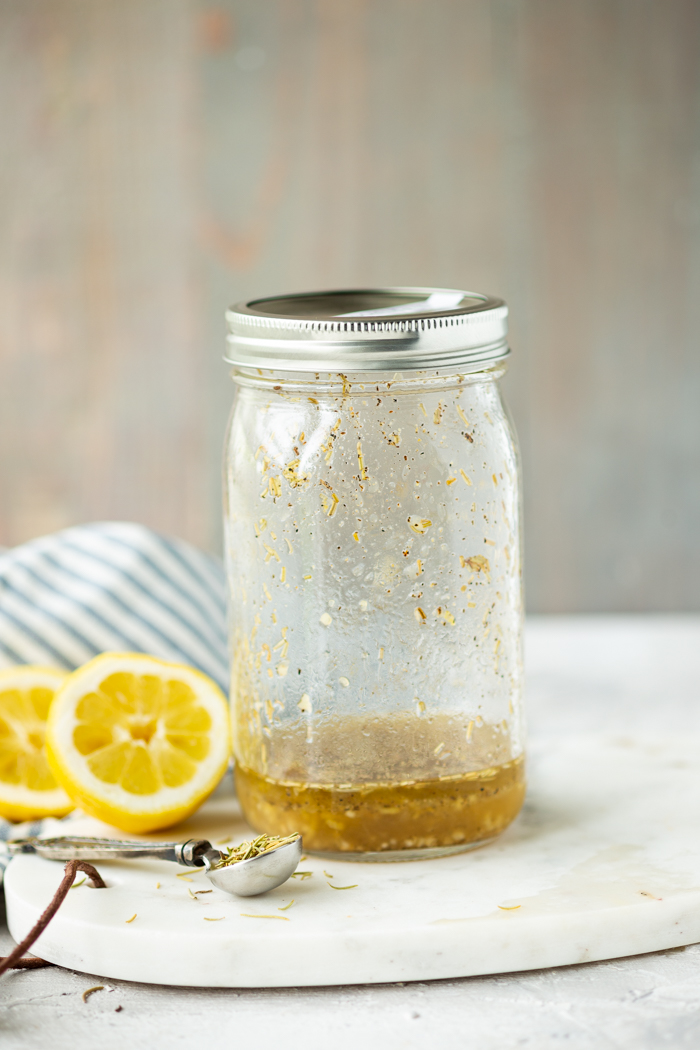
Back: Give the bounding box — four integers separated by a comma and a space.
0, 521, 229, 877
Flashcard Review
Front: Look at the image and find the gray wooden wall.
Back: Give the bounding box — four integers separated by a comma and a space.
1, 0, 699, 612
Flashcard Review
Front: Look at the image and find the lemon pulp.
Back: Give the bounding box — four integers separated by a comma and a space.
71, 671, 213, 794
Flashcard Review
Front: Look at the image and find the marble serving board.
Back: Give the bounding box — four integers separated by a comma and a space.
6, 734, 700, 988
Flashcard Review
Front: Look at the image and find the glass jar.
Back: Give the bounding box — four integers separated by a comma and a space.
223, 288, 524, 859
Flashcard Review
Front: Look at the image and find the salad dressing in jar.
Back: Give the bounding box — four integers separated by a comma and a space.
224, 288, 525, 859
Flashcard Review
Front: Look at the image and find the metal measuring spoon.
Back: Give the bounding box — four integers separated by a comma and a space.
6, 834, 303, 897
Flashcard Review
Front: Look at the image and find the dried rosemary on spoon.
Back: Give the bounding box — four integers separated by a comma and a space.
213, 833, 300, 869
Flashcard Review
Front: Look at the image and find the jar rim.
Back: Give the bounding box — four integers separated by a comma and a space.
225, 286, 510, 374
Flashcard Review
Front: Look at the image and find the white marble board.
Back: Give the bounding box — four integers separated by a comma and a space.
6, 733, 700, 988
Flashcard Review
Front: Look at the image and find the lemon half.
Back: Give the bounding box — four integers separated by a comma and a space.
0, 665, 74, 822
46, 653, 231, 833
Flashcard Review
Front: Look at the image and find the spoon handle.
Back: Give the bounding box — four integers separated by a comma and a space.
7, 836, 218, 867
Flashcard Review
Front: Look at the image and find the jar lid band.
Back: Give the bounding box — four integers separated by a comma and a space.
225, 287, 509, 373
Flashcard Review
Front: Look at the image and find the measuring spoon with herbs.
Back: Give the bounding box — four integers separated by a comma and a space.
7, 832, 302, 897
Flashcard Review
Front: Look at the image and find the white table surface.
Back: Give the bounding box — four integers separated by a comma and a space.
3, 615, 700, 1049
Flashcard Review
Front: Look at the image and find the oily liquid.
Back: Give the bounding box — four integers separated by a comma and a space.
234, 714, 525, 856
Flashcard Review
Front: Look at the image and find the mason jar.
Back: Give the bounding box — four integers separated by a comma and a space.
223, 288, 524, 859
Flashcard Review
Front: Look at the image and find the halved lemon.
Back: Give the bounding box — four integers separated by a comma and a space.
46, 653, 231, 833
0, 666, 74, 822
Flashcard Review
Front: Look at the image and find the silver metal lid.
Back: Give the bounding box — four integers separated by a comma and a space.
225, 287, 509, 373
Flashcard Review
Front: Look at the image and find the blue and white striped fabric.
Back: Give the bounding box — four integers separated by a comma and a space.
0, 521, 228, 692
0, 521, 230, 870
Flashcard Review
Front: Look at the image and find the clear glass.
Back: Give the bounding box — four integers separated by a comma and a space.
224, 366, 525, 859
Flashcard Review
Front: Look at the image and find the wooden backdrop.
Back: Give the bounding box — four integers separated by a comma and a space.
1, 0, 699, 612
